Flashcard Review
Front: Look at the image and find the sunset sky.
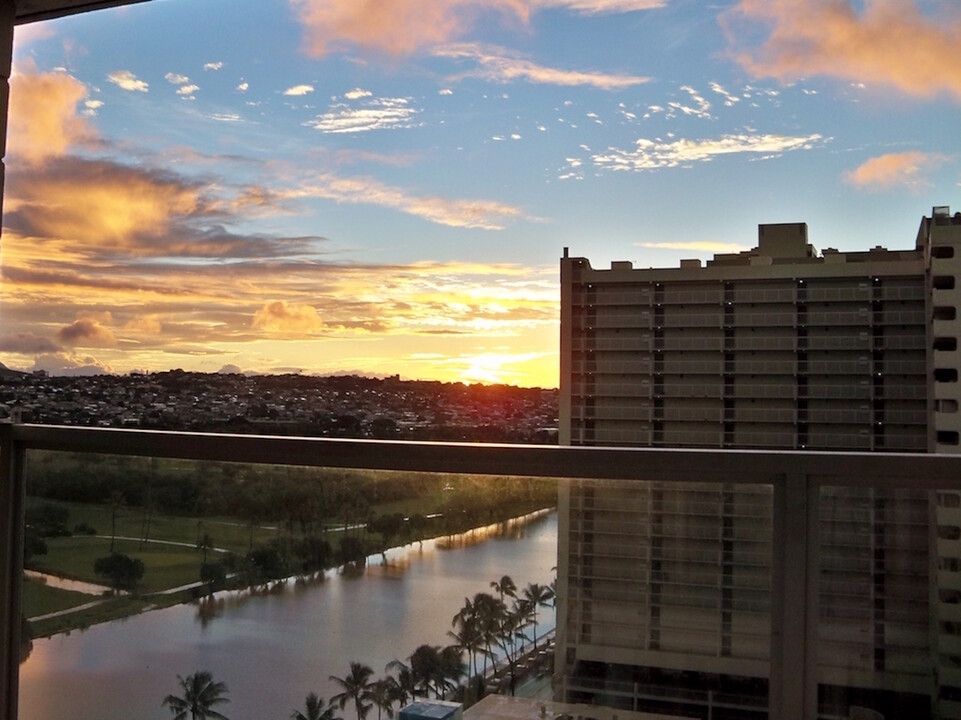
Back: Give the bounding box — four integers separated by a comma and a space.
2, 0, 959, 387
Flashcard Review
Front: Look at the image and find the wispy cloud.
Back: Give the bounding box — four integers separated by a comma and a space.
237, 82, 249, 92
843, 151, 946, 191
107, 70, 148, 92
344, 88, 372, 100
165, 73, 190, 85
669, 85, 712, 118
291, 0, 531, 57
283, 84, 315, 96
294, 172, 524, 229
305, 96, 419, 133
639, 241, 749, 253
709, 81, 740, 107
723, 0, 961, 101
436, 43, 649, 90
204, 61, 223, 71
534, 0, 664, 12
593, 132, 826, 171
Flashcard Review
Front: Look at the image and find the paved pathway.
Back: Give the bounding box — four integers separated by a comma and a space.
28, 599, 109, 622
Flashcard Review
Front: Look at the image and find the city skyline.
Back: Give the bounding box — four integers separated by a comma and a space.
1, 0, 959, 387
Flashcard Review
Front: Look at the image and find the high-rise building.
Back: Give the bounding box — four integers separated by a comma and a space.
556, 207, 961, 719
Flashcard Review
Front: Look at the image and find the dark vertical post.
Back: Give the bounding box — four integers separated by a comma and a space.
770, 472, 819, 720
0, 422, 26, 720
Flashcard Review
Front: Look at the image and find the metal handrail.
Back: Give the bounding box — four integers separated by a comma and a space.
6, 423, 961, 487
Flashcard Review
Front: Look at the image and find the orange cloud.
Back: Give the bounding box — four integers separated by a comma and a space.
843, 151, 945, 191
291, 0, 530, 56
723, 0, 961, 101
6, 159, 202, 247
8, 69, 96, 163
252, 300, 325, 334
57, 318, 117, 347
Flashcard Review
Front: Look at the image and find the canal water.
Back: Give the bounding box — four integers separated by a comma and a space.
18, 511, 558, 720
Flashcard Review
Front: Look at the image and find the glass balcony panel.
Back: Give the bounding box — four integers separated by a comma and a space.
18, 449, 558, 720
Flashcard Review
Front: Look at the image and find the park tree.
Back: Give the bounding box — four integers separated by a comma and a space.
338, 536, 366, 565
93, 552, 144, 591
25, 501, 70, 537
23, 527, 48, 565
109, 490, 126, 552
200, 562, 227, 592
368, 513, 406, 562
243, 546, 286, 584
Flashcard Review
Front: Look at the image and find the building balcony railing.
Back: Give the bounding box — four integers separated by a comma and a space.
5, 423, 961, 720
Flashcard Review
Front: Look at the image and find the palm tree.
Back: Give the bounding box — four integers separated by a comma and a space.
329, 661, 374, 720
472, 592, 506, 678
384, 659, 416, 707
291, 692, 339, 720
409, 644, 442, 698
162, 670, 230, 720
439, 645, 465, 698
447, 615, 488, 681
490, 575, 516, 605
365, 679, 395, 720
522, 582, 555, 650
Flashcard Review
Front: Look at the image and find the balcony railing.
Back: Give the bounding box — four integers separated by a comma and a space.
5, 422, 961, 720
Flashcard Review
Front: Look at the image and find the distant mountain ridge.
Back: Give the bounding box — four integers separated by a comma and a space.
0, 362, 27, 380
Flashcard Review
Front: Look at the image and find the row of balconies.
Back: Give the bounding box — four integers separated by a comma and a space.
570, 544, 773, 570
572, 402, 928, 427
573, 430, 927, 452
570, 282, 926, 308
580, 500, 775, 519
569, 331, 927, 352
571, 379, 928, 401
577, 307, 927, 331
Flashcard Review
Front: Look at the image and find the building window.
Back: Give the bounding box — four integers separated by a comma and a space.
935, 368, 959, 383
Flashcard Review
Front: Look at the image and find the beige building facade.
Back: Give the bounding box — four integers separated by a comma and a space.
556, 207, 961, 719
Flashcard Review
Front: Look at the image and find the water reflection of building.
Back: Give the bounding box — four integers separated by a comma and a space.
556, 207, 961, 719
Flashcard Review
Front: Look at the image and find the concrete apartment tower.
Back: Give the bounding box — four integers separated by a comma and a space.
556, 207, 961, 719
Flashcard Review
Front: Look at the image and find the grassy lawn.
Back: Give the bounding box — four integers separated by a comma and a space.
22, 578, 95, 618
55, 501, 279, 555
27, 596, 154, 639
29, 536, 208, 594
